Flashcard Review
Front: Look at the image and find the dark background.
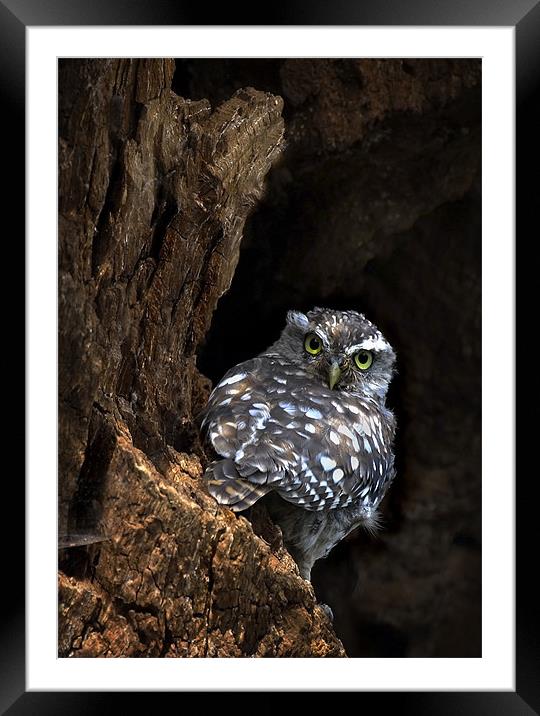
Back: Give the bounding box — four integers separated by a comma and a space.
183, 58, 482, 657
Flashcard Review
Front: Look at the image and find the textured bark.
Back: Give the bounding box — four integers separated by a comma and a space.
58, 59, 344, 657
58, 434, 341, 657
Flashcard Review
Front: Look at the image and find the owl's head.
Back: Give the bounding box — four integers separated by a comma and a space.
272, 307, 396, 401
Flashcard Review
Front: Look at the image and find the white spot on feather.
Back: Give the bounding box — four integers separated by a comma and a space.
332, 468, 344, 483
306, 408, 322, 419
359, 335, 389, 352
329, 431, 340, 445
338, 425, 354, 439
279, 401, 297, 415
219, 372, 246, 386
338, 423, 360, 451
248, 406, 269, 430
320, 456, 337, 471
355, 420, 371, 437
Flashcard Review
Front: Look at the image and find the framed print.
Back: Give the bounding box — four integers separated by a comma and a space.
13, 0, 537, 711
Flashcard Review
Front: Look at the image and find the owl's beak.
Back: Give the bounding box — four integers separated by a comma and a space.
328, 362, 342, 390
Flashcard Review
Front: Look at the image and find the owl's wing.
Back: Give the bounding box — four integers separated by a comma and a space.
201, 361, 395, 512
200, 357, 291, 479
200, 358, 296, 510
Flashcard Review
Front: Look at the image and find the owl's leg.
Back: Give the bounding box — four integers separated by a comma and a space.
286, 546, 316, 581
284, 545, 334, 621
261, 494, 318, 578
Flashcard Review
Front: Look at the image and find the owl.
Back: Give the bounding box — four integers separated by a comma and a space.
199, 307, 397, 580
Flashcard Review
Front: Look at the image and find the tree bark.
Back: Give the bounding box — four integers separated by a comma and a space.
58, 59, 344, 657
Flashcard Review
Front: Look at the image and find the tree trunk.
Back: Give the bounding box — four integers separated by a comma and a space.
58, 59, 344, 657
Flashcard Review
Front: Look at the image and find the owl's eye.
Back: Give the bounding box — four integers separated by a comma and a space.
304, 333, 323, 355
354, 350, 373, 370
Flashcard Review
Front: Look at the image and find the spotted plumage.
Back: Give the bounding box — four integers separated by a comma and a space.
199, 307, 397, 579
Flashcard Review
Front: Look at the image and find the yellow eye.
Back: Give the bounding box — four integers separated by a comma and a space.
354, 350, 373, 370
304, 333, 323, 355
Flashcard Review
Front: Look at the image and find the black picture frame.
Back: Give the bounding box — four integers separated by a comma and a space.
11, 0, 536, 712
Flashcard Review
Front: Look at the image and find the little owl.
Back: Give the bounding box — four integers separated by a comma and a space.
199, 307, 396, 580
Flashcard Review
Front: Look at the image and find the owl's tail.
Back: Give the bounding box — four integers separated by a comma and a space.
204, 459, 270, 512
